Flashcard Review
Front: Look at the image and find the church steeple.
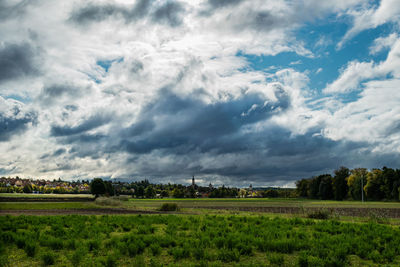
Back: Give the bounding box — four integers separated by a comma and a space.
192, 175, 195, 187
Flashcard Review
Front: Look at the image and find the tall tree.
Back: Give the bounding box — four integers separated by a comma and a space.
332, 166, 350, 200
90, 178, 106, 198
347, 168, 368, 200
318, 175, 333, 200
364, 169, 384, 200
296, 179, 310, 198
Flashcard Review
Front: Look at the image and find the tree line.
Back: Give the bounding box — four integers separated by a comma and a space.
296, 166, 400, 201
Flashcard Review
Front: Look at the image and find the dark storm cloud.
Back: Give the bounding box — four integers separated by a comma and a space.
151, 1, 184, 27
0, 0, 31, 21
0, 43, 37, 83
207, 0, 243, 9
69, 0, 152, 24
50, 113, 113, 137
0, 102, 37, 142
119, 86, 289, 154
38, 84, 86, 105
70, 0, 184, 27
40, 148, 67, 159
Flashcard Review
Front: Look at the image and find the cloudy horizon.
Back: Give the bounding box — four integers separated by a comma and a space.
1, 0, 400, 187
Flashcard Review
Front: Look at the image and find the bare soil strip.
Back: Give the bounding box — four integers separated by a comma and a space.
199, 206, 400, 218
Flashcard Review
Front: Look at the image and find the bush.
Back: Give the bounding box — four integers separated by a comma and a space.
24, 242, 37, 257
150, 243, 161, 256
169, 246, 190, 260
70, 248, 86, 266
159, 203, 179, 211
217, 248, 240, 262
42, 252, 56, 266
87, 239, 101, 252
95, 197, 121, 207
307, 210, 330, 220
268, 253, 284, 265
105, 253, 118, 267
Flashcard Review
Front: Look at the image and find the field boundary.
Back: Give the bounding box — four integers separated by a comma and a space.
198, 206, 400, 218
0, 197, 94, 202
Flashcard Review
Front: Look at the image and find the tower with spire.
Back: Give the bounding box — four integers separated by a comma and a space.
192, 175, 195, 187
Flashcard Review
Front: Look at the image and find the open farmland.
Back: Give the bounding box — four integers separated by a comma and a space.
2, 196, 400, 265
2, 195, 400, 218
2, 214, 400, 266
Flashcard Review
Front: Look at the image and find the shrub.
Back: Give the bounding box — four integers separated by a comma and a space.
169, 246, 190, 260
105, 253, 118, 267
193, 247, 205, 260
70, 247, 86, 266
268, 253, 284, 265
95, 197, 121, 207
127, 240, 145, 256
87, 239, 101, 252
307, 210, 330, 220
15, 237, 25, 249
24, 242, 37, 257
159, 203, 179, 211
132, 256, 145, 267
150, 243, 161, 256
42, 252, 56, 266
48, 237, 64, 250
217, 248, 240, 262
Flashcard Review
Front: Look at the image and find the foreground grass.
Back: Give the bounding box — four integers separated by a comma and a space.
1, 214, 400, 266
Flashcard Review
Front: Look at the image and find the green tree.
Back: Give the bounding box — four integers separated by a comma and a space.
90, 178, 106, 198
172, 188, 184, 198
318, 175, 333, 200
347, 168, 368, 200
145, 186, 156, 198
296, 179, 309, 197
136, 185, 145, 198
104, 181, 114, 196
332, 166, 350, 200
364, 169, 384, 200
308, 176, 322, 199
23, 183, 33, 193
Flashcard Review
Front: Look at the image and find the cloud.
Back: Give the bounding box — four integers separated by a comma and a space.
151, 1, 185, 27
0, 96, 37, 141
0, 0, 399, 185
70, 0, 185, 27
0, 43, 38, 83
370, 33, 398, 55
338, 0, 400, 49
50, 113, 113, 137
325, 35, 400, 93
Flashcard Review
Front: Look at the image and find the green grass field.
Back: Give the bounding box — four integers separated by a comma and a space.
0, 202, 98, 210
2, 214, 400, 266
2, 196, 400, 266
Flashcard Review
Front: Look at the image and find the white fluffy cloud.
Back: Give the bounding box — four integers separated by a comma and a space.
338, 0, 400, 49
0, 0, 399, 185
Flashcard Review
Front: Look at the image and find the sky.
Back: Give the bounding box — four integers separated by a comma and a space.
0, 0, 400, 187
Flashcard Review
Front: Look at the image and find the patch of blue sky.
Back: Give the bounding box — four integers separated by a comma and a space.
1, 94, 31, 104
239, 16, 393, 98
96, 57, 124, 72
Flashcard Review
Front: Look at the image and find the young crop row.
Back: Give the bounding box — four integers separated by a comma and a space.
1, 214, 400, 266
